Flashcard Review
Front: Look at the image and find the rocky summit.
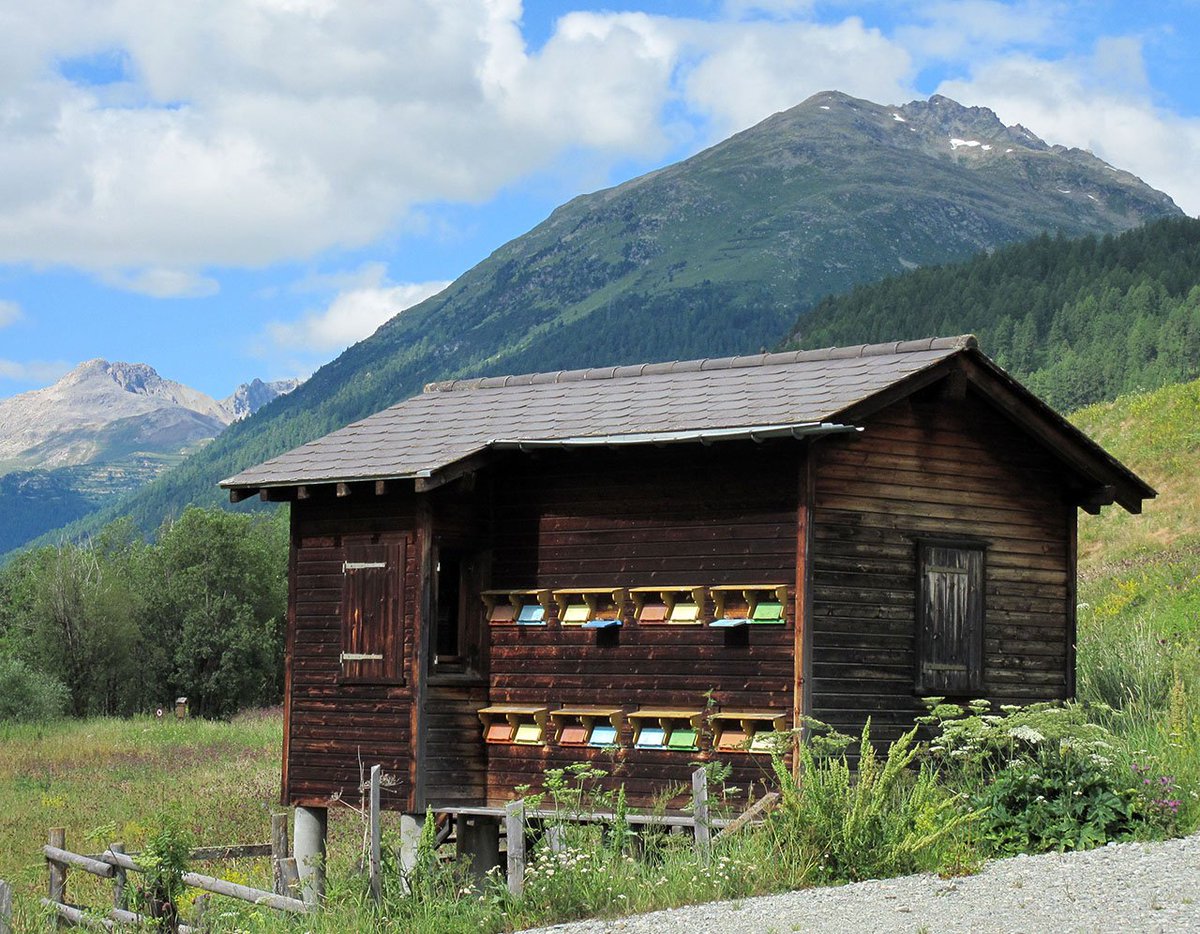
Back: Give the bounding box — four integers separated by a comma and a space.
0, 361, 300, 554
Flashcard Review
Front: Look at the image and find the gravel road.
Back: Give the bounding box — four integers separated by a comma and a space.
521, 833, 1200, 933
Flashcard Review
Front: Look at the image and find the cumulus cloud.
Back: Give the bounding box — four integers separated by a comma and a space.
0, 300, 21, 328
99, 268, 220, 298
0, 358, 72, 383
678, 17, 912, 136
898, 0, 1061, 61
267, 275, 451, 353
938, 41, 1200, 215
0, 1, 681, 280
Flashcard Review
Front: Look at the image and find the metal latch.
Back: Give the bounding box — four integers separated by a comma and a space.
344, 561, 387, 571
340, 653, 384, 662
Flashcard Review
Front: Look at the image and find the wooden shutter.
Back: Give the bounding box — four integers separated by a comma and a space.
917, 542, 984, 694
340, 538, 406, 683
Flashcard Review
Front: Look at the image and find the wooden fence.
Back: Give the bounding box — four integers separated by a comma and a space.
499, 767, 777, 896
41, 814, 307, 930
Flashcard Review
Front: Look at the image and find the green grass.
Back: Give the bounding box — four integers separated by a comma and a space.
1073, 375, 1200, 569
1069, 377, 1200, 839
0, 711, 283, 930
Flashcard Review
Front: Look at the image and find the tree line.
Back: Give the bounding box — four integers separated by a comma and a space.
785, 216, 1200, 411
0, 506, 287, 720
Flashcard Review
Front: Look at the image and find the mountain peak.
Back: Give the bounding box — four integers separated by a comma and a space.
221, 377, 303, 422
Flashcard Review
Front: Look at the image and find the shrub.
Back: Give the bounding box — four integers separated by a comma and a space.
974, 745, 1135, 854
770, 719, 976, 882
0, 657, 69, 722
920, 699, 1124, 786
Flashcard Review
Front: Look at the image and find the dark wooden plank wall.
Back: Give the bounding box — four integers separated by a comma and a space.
421, 483, 490, 809
288, 495, 421, 810
809, 390, 1073, 745
484, 444, 801, 808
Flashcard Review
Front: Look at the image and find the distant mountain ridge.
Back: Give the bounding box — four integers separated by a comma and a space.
0, 359, 299, 473
8, 89, 1182, 554
0, 361, 300, 553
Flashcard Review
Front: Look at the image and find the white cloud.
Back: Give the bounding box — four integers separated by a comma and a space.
0, 358, 72, 383
937, 42, 1200, 215
267, 277, 451, 353
0, 1, 682, 279
722, 0, 815, 21
0, 300, 21, 328
678, 17, 913, 136
100, 268, 220, 298
898, 1, 1061, 61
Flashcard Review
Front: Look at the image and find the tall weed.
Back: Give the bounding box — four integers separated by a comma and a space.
770, 719, 975, 882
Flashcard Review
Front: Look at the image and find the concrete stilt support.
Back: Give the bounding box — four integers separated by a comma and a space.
455, 816, 502, 882
293, 806, 327, 906
398, 812, 426, 893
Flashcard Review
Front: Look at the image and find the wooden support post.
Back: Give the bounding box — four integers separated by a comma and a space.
397, 813, 425, 895
505, 800, 526, 897
691, 768, 711, 864
293, 806, 327, 906
369, 765, 382, 906
110, 843, 127, 911
278, 858, 300, 898
0, 878, 12, 934
48, 827, 66, 928
270, 814, 289, 896
455, 816, 501, 882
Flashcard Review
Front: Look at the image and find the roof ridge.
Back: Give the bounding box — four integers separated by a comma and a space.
423, 335, 978, 393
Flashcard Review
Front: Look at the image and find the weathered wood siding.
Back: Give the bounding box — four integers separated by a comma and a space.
809, 391, 1074, 745
484, 444, 800, 807
420, 483, 490, 809
287, 495, 421, 809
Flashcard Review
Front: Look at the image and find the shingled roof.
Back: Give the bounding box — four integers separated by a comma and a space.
220, 334, 1153, 513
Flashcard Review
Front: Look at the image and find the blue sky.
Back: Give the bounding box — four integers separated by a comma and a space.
1, 0, 1198, 401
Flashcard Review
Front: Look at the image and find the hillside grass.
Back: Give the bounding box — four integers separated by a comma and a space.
1073, 375, 1200, 569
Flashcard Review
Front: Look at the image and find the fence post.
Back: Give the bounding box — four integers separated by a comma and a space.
192, 893, 210, 929
110, 842, 128, 911
369, 765, 382, 906
504, 800, 526, 897
47, 828, 66, 929
691, 768, 711, 864
270, 814, 289, 896
0, 878, 12, 934
545, 824, 566, 854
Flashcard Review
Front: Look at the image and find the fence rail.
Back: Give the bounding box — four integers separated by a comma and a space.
42, 815, 307, 931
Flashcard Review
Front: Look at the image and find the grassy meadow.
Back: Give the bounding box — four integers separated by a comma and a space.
1, 378, 1198, 931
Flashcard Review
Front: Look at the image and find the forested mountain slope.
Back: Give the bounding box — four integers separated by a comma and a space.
785, 217, 1200, 411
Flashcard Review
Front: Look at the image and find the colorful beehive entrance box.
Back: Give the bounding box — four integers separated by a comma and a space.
221, 336, 1153, 819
